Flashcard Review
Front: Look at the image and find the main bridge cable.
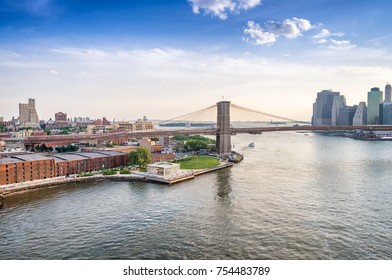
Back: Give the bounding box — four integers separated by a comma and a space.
154, 104, 217, 125
230, 103, 299, 123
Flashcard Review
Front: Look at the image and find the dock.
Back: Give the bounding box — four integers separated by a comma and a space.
142, 161, 234, 185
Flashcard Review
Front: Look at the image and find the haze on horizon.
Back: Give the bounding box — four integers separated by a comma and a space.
1, 0, 392, 122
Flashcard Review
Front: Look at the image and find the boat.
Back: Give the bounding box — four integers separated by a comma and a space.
248, 142, 255, 147
352, 131, 392, 141
227, 151, 244, 163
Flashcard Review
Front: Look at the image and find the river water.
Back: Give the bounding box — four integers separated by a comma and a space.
1, 132, 392, 259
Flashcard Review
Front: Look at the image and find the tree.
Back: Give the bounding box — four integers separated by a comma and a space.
128, 147, 151, 171
184, 140, 208, 151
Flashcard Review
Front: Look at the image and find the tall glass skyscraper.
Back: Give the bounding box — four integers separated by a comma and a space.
385, 83, 391, 102
367, 87, 383, 124
312, 90, 340, 126
382, 102, 392, 124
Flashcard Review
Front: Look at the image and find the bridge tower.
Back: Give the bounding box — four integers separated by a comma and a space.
216, 101, 231, 157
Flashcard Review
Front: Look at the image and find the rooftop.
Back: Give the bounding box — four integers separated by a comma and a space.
0, 157, 24, 164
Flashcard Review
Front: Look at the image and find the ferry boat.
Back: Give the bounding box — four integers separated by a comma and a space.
352, 132, 392, 141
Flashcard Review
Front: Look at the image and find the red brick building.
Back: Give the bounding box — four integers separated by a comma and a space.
0, 154, 56, 185
151, 153, 175, 163
0, 150, 128, 185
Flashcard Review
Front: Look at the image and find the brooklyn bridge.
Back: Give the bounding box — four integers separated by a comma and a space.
8, 101, 392, 156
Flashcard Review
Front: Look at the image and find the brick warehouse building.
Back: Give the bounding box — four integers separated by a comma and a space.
0, 151, 128, 185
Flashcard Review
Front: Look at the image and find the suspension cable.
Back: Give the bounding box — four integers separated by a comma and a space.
230, 103, 299, 122
154, 104, 217, 125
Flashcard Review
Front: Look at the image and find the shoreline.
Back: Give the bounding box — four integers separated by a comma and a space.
0, 162, 234, 197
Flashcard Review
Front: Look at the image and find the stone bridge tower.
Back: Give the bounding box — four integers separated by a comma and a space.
216, 101, 231, 157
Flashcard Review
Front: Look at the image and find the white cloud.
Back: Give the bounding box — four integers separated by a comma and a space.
50, 69, 58, 75
244, 17, 313, 45
268, 17, 313, 39
328, 39, 356, 49
189, 0, 261, 20
313, 28, 344, 41
2, 45, 391, 121
312, 28, 355, 49
243, 21, 277, 45
51, 48, 108, 57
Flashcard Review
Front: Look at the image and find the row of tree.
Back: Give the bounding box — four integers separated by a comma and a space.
171, 134, 216, 152
34, 144, 78, 153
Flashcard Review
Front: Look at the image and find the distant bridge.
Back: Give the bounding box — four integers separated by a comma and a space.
6, 101, 392, 156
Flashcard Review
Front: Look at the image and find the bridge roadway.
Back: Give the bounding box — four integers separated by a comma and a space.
8, 125, 392, 147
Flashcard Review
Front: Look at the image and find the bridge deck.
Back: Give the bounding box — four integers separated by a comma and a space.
6, 125, 392, 146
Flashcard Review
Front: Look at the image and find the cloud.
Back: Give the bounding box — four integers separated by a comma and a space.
268, 17, 313, 39
243, 17, 313, 45
328, 39, 356, 49
313, 28, 355, 49
313, 28, 344, 41
243, 21, 277, 45
2, 45, 392, 121
51, 48, 108, 57
50, 69, 58, 75
189, 0, 262, 20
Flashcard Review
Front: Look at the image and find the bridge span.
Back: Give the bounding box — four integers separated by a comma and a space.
12, 124, 392, 153
6, 100, 392, 156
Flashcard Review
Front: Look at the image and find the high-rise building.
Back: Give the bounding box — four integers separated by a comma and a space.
367, 87, 383, 124
385, 83, 391, 102
353, 102, 367, 125
338, 105, 357, 126
382, 102, 392, 124
19, 98, 39, 126
331, 95, 346, 125
312, 90, 340, 126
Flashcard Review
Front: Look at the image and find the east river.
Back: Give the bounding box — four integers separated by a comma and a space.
1, 132, 392, 259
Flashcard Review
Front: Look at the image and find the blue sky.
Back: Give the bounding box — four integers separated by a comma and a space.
1, 0, 392, 121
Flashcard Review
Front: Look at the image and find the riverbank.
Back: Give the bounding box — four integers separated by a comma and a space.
0, 161, 234, 197
0, 175, 107, 197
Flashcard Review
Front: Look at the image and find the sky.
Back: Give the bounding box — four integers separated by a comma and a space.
1, 0, 392, 122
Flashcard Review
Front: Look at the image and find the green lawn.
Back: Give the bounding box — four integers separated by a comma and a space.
174, 156, 220, 169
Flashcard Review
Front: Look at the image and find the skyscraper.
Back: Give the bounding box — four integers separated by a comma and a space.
19, 98, 39, 126
367, 87, 383, 124
385, 83, 391, 102
382, 102, 392, 124
312, 90, 340, 126
353, 102, 367, 125
338, 105, 357, 126
331, 95, 346, 125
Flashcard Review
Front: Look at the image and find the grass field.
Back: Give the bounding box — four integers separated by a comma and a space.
174, 156, 220, 169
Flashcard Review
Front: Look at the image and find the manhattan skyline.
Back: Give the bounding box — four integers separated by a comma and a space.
1, 0, 392, 121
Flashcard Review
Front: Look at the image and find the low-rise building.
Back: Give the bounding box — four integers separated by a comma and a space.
151, 153, 175, 163
147, 162, 180, 177
134, 119, 154, 130
0, 150, 128, 185
12, 129, 33, 138
117, 122, 134, 131
87, 124, 116, 134
0, 154, 56, 185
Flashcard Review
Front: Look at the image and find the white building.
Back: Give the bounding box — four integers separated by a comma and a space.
331, 95, 346, 126
12, 129, 33, 138
353, 102, 367, 125
147, 162, 180, 177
